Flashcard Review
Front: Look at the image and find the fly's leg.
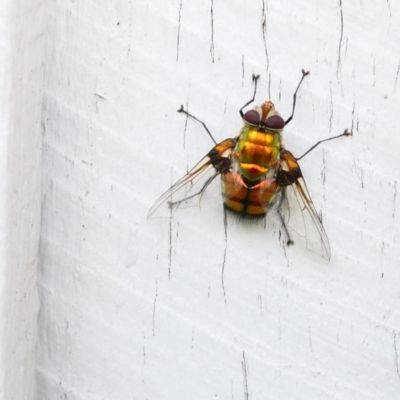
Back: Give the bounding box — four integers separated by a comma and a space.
285, 69, 310, 125
239, 74, 260, 119
278, 210, 295, 246
276, 189, 295, 246
178, 105, 217, 145
297, 129, 352, 161
169, 174, 218, 209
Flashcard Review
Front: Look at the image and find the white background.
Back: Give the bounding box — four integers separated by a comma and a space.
0, 0, 43, 398
2, 0, 399, 399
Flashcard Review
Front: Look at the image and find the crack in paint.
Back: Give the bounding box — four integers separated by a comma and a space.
267, 71, 271, 99
168, 217, 172, 279
261, 0, 269, 70
152, 280, 158, 337
182, 100, 189, 149
242, 55, 245, 86
221, 208, 227, 303
210, 0, 215, 62
393, 181, 397, 219
395, 60, 400, 93
176, 0, 183, 61
322, 151, 327, 202
394, 332, 400, 381
329, 86, 334, 133
242, 351, 249, 400
337, 0, 344, 80
386, 0, 392, 17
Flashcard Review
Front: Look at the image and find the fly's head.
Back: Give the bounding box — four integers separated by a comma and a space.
243, 101, 285, 132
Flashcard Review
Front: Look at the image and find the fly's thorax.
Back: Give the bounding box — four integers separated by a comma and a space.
235, 125, 281, 181
238, 125, 281, 147
238, 101, 285, 181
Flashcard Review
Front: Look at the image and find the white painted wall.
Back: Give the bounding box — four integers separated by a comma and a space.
31, 0, 400, 399
0, 0, 44, 398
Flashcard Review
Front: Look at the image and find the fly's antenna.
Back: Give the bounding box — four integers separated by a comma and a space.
239, 74, 260, 119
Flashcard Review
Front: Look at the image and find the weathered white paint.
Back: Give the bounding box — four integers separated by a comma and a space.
0, 0, 44, 398
32, 0, 400, 399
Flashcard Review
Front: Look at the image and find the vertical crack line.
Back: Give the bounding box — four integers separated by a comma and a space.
242, 55, 245, 86
221, 208, 227, 303
386, 0, 392, 17
176, 0, 183, 61
168, 218, 172, 279
210, 0, 215, 62
143, 321, 146, 365
394, 332, 400, 381
261, 0, 269, 70
337, 0, 344, 80
278, 78, 282, 102
329, 85, 334, 133
322, 151, 327, 201
242, 351, 249, 400
191, 326, 195, 351
392, 181, 397, 219
394, 60, 400, 93
268, 71, 271, 99
152, 280, 158, 337
182, 99, 189, 149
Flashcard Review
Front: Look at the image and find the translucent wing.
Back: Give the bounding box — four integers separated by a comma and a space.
148, 156, 216, 218
279, 150, 331, 260
148, 138, 236, 218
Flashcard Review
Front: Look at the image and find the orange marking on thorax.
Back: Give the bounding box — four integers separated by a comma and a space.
247, 129, 274, 146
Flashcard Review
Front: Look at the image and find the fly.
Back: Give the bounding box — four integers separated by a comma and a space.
148, 70, 351, 259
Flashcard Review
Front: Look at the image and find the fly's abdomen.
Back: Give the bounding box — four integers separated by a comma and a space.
236, 127, 281, 181
221, 172, 280, 217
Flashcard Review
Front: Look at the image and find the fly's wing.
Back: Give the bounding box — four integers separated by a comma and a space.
148, 156, 217, 218
280, 151, 331, 260
148, 139, 236, 218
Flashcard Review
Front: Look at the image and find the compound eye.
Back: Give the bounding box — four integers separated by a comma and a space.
265, 115, 285, 130
243, 110, 260, 125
